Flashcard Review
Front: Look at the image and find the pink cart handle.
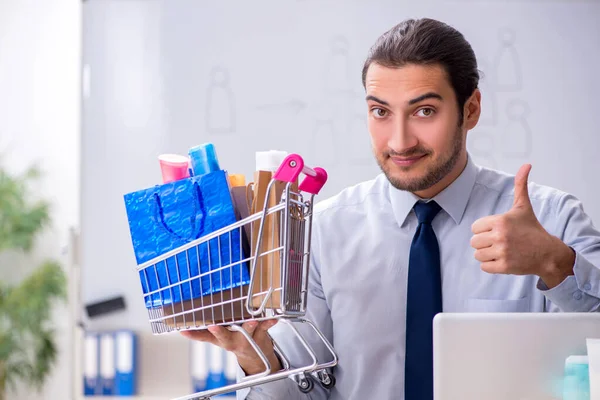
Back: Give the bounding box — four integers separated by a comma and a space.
272, 154, 328, 195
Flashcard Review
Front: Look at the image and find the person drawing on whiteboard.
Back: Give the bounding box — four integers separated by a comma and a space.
206, 66, 236, 134
182, 18, 600, 400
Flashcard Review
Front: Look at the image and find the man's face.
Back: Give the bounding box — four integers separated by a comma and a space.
365, 63, 468, 195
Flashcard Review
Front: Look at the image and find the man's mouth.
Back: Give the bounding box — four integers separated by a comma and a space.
390, 154, 427, 166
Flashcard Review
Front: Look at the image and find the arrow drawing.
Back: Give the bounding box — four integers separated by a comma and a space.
255, 99, 308, 114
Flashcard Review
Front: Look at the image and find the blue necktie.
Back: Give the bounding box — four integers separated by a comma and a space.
405, 200, 443, 400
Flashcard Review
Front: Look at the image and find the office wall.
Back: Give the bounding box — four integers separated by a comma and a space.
0, 0, 81, 398
79, 0, 600, 397
81, 0, 600, 329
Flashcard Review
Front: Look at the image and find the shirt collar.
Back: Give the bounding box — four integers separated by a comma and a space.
388, 154, 480, 227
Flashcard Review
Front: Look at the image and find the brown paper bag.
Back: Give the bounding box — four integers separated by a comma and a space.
230, 185, 253, 256
162, 284, 252, 328
249, 171, 298, 310
250, 171, 280, 309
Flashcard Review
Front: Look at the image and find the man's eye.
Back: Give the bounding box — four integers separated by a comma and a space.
416, 108, 435, 117
371, 108, 387, 118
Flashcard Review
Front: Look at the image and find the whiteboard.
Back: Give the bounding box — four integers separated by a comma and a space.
81, 0, 600, 331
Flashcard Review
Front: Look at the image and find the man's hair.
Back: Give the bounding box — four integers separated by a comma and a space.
361, 18, 480, 121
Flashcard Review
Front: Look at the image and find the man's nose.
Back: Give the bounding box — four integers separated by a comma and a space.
388, 119, 418, 151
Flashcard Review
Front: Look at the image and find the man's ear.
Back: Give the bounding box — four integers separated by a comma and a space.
463, 89, 482, 130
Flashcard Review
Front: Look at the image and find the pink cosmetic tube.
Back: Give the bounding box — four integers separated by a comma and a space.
158, 154, 190, 183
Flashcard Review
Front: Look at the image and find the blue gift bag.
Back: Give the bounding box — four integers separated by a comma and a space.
123, 170, 250, 308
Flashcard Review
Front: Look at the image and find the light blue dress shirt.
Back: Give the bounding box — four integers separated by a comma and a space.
241, 155, 600, 399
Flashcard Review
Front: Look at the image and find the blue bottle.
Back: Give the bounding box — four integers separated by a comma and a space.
189, 143, 220, 177
563, 355, 590, 400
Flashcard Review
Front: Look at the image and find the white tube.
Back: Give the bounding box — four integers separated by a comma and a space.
256, 150, 288, 172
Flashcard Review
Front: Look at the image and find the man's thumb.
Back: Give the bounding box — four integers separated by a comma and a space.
512, 163, 532, 210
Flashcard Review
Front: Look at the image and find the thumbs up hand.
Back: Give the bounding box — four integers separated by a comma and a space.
470, 164, 575, 288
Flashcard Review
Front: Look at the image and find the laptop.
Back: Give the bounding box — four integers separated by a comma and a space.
433, 312, 600, 400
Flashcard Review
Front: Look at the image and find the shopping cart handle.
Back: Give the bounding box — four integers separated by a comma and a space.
273, 154, 328, 195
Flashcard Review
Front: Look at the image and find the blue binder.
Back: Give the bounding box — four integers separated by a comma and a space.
99, 332, 116, 395
191, 341, 209, 392
206, 345, 228, 392
83, 331, 100, 396
114, 330, 138, 395
223, 350, 238, 397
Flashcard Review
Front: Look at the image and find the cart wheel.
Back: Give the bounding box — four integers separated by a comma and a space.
297, 375, 314, 393
318, 371, 336, 389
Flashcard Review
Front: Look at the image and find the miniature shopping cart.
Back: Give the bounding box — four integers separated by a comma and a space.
135, 154, 338, 399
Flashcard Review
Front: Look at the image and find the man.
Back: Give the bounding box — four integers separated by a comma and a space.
182, 18, 600, 399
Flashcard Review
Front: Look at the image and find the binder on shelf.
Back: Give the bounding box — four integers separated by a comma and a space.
114, 330, 138, 396
206, 344, 228, 390
225, 350, 238, 384
99, 332, 116, 395
83, 331, 100, 396
223, 350, 239, 397
191, 341, 209, 392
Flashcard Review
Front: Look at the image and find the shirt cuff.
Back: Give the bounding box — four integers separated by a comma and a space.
537, 251, 600, 311
245, 379, 300, 399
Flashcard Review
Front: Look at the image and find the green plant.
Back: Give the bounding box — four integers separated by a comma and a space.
0, 165, 67, 400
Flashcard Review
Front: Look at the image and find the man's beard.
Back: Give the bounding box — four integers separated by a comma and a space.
376, 127, 464, 193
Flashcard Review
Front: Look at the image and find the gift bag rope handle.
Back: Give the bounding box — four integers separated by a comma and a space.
153, 181, 206, 241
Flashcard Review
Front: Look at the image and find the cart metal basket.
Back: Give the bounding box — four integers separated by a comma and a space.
135, 154, 338, 399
